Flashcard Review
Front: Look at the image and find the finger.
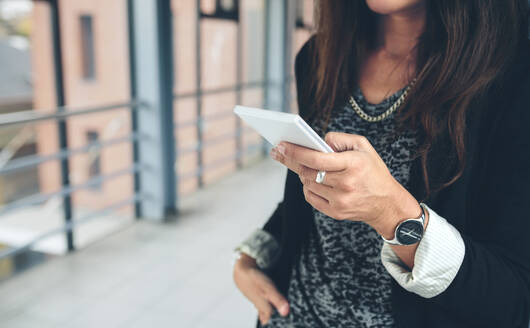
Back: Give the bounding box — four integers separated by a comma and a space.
297, 165, 318, 183
324, 132, 374, 153
303, 185, 331, 214
300, 176, 335, 201
270, 147, 303, 175
298, 165, 347, 188
277, 142, 349, 171
258, 311, 268, 326
255, 299, 273, 324
306, 181, 336, 201
259, 279, 290, 317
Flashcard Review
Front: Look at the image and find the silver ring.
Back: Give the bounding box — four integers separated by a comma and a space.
315, 171, 326, 184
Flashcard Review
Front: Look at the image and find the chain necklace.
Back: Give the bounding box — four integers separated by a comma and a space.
348, 79, 417, 122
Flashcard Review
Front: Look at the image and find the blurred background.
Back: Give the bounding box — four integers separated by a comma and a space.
1, 1, 528, 327
0, 0, 314, 327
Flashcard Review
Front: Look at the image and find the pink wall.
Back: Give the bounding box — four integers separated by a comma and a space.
31, 0, 314, 215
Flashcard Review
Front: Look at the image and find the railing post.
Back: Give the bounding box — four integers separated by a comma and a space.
127, 0, 141, 219
195, 0, 204, 187
128, 0, 177, 220
235, 3, 243, 169
50, 0, 74, 251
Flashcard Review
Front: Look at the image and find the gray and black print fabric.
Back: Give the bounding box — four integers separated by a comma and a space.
266, 85, 420, 328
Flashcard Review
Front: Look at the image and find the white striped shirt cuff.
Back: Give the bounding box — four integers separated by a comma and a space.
235, 229, 281, 269
380, 203, 465, 298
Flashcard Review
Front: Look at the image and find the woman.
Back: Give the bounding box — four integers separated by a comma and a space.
233, 0, 530, 327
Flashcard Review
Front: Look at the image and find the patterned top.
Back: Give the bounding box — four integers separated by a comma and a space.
266, 86, 420, 327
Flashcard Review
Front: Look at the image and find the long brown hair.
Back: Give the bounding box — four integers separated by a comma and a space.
306, 0, 528, 199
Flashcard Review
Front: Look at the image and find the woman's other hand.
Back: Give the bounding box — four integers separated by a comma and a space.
233, 253, 290, 325
270, 131, 421, 239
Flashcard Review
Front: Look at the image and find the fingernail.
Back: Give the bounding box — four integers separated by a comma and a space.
276, 143, 286, 156
280, 303, 289, 316
270, 148, 278, 160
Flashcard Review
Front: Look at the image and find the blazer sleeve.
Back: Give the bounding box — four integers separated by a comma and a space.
261, 200, 284, 241
426, 76, 530, 327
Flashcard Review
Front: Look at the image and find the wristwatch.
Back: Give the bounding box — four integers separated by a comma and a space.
381, 202, 427, 246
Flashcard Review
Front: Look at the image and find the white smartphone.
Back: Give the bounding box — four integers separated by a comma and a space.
233, 105, 334, 153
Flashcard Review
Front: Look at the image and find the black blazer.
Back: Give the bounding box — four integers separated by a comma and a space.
258, 37, 530, 328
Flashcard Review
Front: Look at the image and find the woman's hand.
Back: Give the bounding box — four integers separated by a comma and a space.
270, 132, 421, 239
233, 253, 290, 325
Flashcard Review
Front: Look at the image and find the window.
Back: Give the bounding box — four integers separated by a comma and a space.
219, 0, 235, 12
80, 15, 95, 80
86, 130, 101, 189
295, 0, 304, 28
199, 0, 238, 20
295, 0, 313, 30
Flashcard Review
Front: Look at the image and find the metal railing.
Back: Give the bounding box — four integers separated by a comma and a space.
0, 101, 146, 260
0, 92, 269, 260
173, 77, 295, 185
0, 0, 299, 265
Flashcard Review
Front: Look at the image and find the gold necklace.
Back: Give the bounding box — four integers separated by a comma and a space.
349, 79, 416, 122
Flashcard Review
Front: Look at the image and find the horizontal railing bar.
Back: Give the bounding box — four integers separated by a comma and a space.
178, 143, 263, 181
0, 164, 144, 216
0, 133, 146, 175
0, 100, 144, 127
176, 111, 236, 129
174, 78, 293, 101
0, 193, 146, 260
235, 143, 263, 158
205, 143, 262, 171
175, 111, 237, 129
176, 127, 255, 155
175, 104, 264, 129
174, 81, 266, 100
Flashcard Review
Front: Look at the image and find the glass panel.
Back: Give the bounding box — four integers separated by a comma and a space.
53, 1, 134, 241
173, 0, 197, 96
0, 0, 55, 280
173, 0, 267, 192
0, 0, 136, 278
241, 0, 265, 84
79, 15, 96, 80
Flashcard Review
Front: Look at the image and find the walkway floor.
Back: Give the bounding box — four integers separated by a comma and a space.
0, 158, 287, 328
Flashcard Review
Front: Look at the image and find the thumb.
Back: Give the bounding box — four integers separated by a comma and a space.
325, 132, 373, 153
260, 280, 290, 317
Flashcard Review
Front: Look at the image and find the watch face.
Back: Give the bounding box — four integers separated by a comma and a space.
396, 220, 424, 245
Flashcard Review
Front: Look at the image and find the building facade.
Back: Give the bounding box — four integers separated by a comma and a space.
31, 0, 313, 217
